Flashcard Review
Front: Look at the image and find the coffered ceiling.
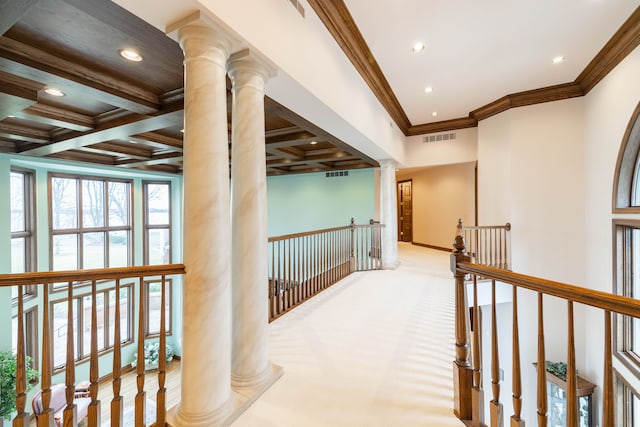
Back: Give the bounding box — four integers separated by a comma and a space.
0, 0, 378, 175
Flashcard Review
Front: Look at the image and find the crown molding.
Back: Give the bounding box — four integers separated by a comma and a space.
311, 3, 640, 136
577, 6, 640, 94
306, 0, 411, 134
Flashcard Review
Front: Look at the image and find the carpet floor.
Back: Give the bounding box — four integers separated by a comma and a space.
232, 243, 464, 427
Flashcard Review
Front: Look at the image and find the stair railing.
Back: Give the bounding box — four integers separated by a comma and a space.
458, 218, 511, 270
5, 264, 185, 427
450, 227, 638, 427
267, 219, 384, 321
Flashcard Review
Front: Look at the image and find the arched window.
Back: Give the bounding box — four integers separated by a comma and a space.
612, 100, 640, 426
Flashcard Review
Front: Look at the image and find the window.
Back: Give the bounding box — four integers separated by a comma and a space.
49, 174, 132, 284
11, 169, 36, 301
613, 101, 640, 425
145, 279, 172, 337
52, 284, 132, 369
615, 222, 640, 368
12, 307, 38, 369
143, 181, 171, 265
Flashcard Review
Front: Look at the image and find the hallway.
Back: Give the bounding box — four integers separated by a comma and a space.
233, 243, 464, 426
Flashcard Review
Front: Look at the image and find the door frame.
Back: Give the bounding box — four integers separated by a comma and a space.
397, 179, 413, 243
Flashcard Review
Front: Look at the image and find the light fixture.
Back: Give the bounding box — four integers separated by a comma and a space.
424, 86, 433, 93
44, 87, 65, 97
119, 49, 143, 62
180, 128, 185, 133
310, 141, 318, 145
412, 42, 425, 53
552, 56, 565, 64
432, 112, 438, 117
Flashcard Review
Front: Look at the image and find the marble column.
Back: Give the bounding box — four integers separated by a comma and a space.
228, 50, 281, 392
169, 18, 234, 426
379, 159, 399, 268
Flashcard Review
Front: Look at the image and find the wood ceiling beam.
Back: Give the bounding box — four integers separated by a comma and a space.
0, 0, 39, 35
20, 104, 182, 156
265, 126, 304, 138
0, 36, 160, 114
266, 98, 378, 167
48, 149, 116, 165
80, 141, 152, 160
16, 103, 95, 132
130, 132, 183, 152
0, 122, 49, 143
116, 153, 183, 168
0, 71, 41, 119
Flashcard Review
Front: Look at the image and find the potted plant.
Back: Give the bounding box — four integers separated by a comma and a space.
0, 351, 39, 423
132, 342, 173, 371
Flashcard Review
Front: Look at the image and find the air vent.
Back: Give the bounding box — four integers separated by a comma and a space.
287, 0, 305, 17
423, 132, 457, 143
326, 171, 349, 178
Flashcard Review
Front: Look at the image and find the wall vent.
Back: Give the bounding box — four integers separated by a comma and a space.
287, 0, 305, 17
326, 170, 349, 178
423, 132, 457, 143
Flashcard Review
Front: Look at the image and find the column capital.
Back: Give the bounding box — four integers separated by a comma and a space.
378, 158, 398, 169
167, 11, 237, 66
228, 49, 277, 91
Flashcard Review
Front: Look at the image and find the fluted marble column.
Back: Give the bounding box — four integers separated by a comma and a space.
228, 50, 279, 390
170, 18, 234, 426
379, 159, 399, 268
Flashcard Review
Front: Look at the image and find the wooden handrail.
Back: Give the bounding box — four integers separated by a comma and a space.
457, 261, 640, 317
268, 225, 351, 242
0, 264, 185, 286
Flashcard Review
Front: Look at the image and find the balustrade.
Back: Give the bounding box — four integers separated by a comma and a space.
451, 220, 639, 427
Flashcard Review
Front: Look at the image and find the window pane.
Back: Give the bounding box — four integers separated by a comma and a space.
120, 287, 130, 342
108, 287, 131, 346
146, 183, 170, 225
53, 234, 78, 270
10, 172, 25, 232
11, 237, 25, 273
82, 294, 105, 357
109, 182, 130, 227
11, 316, 17, 354
109, 231, 129, 267
147, 281, 170, 335
53, 301, 79, 367
51, 177, 77, 229
147, 229, 170, 265
83, 232, 105, 269
82, 179, 105, 228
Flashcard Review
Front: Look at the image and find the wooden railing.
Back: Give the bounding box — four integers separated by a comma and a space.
5, 264, 185, 427
268, 219, 384, 321
458, 218, 511, 270
450, 229, 639, 427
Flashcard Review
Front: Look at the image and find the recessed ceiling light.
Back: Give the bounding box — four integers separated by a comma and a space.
552, 56, 565, 64
424, 86, 433, 93
44, 87, 65, 97
412, 42, 425, 53
310, 141, 318, 145
119, 49, 143, 62
432, 112, 438, 117
8, 115, 15, 118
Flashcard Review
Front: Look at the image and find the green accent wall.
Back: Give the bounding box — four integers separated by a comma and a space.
267, 168, 376, 236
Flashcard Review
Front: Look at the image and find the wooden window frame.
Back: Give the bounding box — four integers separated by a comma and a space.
48, 173, 133, 291
144, 278, 172, 338
12, 306, 38, 370
50, 283, 133, 372
142, 180, 172, 266
11, 167, 37, 303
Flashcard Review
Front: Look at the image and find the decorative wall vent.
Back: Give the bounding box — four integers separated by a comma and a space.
423, 132, 457, 143
287, 0, 305, 17
326, 171, 349, 178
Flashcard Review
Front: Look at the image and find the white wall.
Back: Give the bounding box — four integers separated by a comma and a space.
396, 162, 475, 249
475, 44, 640, 424
403, 127, 478, 168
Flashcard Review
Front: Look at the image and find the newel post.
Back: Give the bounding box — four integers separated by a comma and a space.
451, 227, 473, 420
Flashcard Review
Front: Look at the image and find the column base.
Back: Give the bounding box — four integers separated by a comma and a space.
167, 364, 283, 427
382, 260, 400, 270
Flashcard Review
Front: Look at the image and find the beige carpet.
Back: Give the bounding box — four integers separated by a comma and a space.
233, 243, 464, 427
